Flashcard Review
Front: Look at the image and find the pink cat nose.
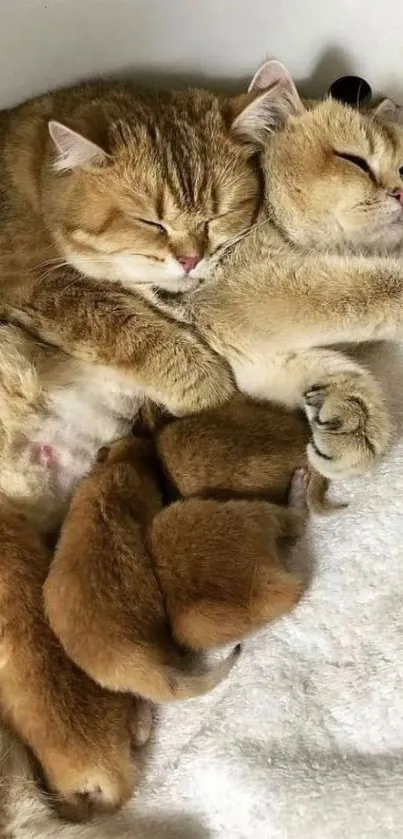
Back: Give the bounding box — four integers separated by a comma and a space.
178, 255, 200, 273
391, 189, 403, 205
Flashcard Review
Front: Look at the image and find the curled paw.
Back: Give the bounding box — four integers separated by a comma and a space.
303, 377, 392, 479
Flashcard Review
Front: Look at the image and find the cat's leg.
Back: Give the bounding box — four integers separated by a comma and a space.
3, 271, 234, 416
232, 347, 392, 479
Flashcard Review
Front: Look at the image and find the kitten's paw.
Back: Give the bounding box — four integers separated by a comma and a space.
288, 468, 309, 510
49, 758, 137, 823
303, 376, 392, 479
129, 698, 153, 748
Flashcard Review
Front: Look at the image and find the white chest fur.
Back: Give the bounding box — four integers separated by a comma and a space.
0, 364, 145, 534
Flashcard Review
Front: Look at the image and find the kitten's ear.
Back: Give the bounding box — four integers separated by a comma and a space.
230, 60, 303, 145
48, 120, 108, 171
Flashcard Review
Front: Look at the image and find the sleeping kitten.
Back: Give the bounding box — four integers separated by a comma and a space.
44, 421, 305, 680
44, 435, 240, 702
187, 60, 403, 480
0, 495, 152, 822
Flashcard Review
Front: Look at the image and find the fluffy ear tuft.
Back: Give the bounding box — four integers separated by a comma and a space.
49, 120, 107, 172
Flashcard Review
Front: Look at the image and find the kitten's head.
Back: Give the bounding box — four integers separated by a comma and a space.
249, 61, 403, 252
46, 87, 276, 291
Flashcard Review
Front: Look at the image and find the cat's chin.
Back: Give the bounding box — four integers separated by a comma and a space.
152, 275, 201, 294
62, 247, 192, 291
351, 226, 403, 254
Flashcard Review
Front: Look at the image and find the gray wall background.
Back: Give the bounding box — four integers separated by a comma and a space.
1, 0, 403, 107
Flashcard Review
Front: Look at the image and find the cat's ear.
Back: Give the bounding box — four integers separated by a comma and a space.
372, 97, 403, 124
373, 97, 397, 117
230, 60, 303, 145
248, 59, 300, 98
48, 120, 108, 171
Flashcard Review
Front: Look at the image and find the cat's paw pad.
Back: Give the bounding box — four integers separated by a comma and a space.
303, 379, 392, 479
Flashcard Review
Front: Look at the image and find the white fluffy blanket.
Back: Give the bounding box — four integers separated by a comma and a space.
4, 341, 403, 839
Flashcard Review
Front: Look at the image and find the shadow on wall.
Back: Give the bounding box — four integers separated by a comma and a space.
114, 46, 385, 101
297, 46, 352, 97
114, 45, 353, 98
293, 46, 403, 101
7, 45, 402, 107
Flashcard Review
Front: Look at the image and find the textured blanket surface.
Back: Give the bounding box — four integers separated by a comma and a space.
3, 342, 403, 839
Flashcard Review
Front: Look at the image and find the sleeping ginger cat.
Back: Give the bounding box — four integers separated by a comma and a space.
179, 61, 403, 480
0, 80, 269, 812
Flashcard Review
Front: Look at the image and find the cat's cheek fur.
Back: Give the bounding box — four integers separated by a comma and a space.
57, 239, 190, 290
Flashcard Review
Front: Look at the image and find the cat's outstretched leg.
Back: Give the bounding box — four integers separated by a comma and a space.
232, 347, 392, 479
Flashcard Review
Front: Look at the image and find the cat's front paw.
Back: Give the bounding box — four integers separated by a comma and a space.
162, 343, 235, 416
303, 376, 393, 479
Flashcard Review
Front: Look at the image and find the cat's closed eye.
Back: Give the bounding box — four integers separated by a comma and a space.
334, 151, 374, 180
399, 165, 403, 179
135, 218, 166, 234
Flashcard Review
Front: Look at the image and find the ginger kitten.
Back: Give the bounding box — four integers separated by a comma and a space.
45, 399, 322, 679
152, 395, 333, 514
44, 435, 240, 701
0, 496, 152, 822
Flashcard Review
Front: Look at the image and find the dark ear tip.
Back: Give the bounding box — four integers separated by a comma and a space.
328, 75, 372, 108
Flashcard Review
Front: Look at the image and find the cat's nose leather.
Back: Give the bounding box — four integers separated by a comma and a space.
391, 189, 403, 205
178, 255, 200, 273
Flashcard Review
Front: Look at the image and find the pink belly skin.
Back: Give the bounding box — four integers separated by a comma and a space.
30, 444, 59, 471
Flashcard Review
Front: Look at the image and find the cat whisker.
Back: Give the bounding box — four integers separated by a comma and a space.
216, 216, 272, 255
34, 263, 73, 286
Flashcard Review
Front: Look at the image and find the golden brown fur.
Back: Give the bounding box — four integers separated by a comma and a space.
0, 79, 273, 438
44, 436, 240, 702
45, 398, 319, 682
181, 62, 403, 482
152, 396, 334, 513
0, 78, 279, 539
0, 67, 398, 829
151, 497, 303, 651
0, 495, 152, 823
0, 79, 273, 808
150, 399, 311, 649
